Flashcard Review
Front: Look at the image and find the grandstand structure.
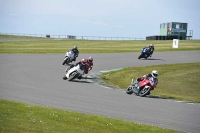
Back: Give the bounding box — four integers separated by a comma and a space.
146, 22, 193, 40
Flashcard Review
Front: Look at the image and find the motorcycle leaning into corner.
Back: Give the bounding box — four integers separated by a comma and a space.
63, 63, 87, 81
62, 50, 76, 65
138, 48, 151, 59
126, 77, 157, 97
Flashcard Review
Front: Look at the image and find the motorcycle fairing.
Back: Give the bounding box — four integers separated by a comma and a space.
66, 64, 84, 79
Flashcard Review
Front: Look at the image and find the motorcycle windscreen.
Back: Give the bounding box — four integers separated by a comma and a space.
142, 48, 147, 53
67, 51, 75, 58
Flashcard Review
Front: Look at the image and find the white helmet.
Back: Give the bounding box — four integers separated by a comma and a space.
74, 46, 78, 49
152, 70, 158, 78
88, 56, 93, 62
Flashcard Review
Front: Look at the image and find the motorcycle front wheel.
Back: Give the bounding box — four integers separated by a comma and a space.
62, 57, 69, 65
63, 75, 67, 80
138, 54, 142, 59
126, 86, 134, 94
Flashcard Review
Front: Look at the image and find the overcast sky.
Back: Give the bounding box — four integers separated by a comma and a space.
0, 0, 200, 39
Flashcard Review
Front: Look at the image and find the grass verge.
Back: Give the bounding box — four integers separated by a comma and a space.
0, 36, 200, 53
0, 99, 182, 133
101, 62, 200, 103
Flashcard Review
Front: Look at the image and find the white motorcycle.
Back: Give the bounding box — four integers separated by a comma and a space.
62, 50, 76, 65
63, 63, 86, 81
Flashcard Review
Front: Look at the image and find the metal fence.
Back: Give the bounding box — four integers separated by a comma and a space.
0, 33, 146, 40
1, 32, 198, 40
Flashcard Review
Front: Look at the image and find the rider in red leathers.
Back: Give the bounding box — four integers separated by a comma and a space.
136, 70, 158, 84
85, 56, 93, 74
131, 70, 158, 95
76, 57, 93, 79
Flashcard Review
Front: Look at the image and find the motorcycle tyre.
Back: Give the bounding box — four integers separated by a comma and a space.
62, 57, 70, 65
138, 87, 151, 97
126, 86, 134, 94
138, 54, 143, 59
63, 75, 67, 80
145, 54, 149, 59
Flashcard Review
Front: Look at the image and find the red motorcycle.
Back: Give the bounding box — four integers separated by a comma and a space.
126, 77, 157, 97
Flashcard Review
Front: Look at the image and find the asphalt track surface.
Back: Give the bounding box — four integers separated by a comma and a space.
0, 51, 200, 133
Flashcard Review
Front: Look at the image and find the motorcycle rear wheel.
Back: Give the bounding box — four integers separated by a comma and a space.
139, 87, 151, 97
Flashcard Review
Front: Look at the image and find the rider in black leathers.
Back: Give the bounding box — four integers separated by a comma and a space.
70, 46, 79, 61
143, 44, 154, 57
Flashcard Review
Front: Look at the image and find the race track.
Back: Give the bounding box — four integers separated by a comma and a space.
0, 51, 200, 133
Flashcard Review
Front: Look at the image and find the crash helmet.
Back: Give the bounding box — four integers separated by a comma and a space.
151, 70, 158, 78
88, 56, 93, 62
149, 44, 154, 48
74, 46, 78, 50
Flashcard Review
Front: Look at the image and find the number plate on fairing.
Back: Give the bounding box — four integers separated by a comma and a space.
149, 77, 155, 85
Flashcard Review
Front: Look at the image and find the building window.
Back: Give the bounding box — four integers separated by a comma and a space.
164, 23, 166, 28
180, 23, 183, 29
176, 24, 180, 29
167, 23, 171, 28
161, 23, 163, 28
165, 23, 168, 28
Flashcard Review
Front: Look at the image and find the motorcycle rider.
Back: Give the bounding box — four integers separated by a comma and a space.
85, 56, 93, 74
136, 70, 158, 83
149, 44, 154, 57
70, 46, 79, 61
131, 70, 158, 95
65, 56, 93, 79
76, 56, 93, 79
143, 44, 154, 57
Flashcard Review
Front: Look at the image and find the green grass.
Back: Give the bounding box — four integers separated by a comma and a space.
101, 62, 200, 103
0, 34, 200, 53
0, 99, 182, 133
